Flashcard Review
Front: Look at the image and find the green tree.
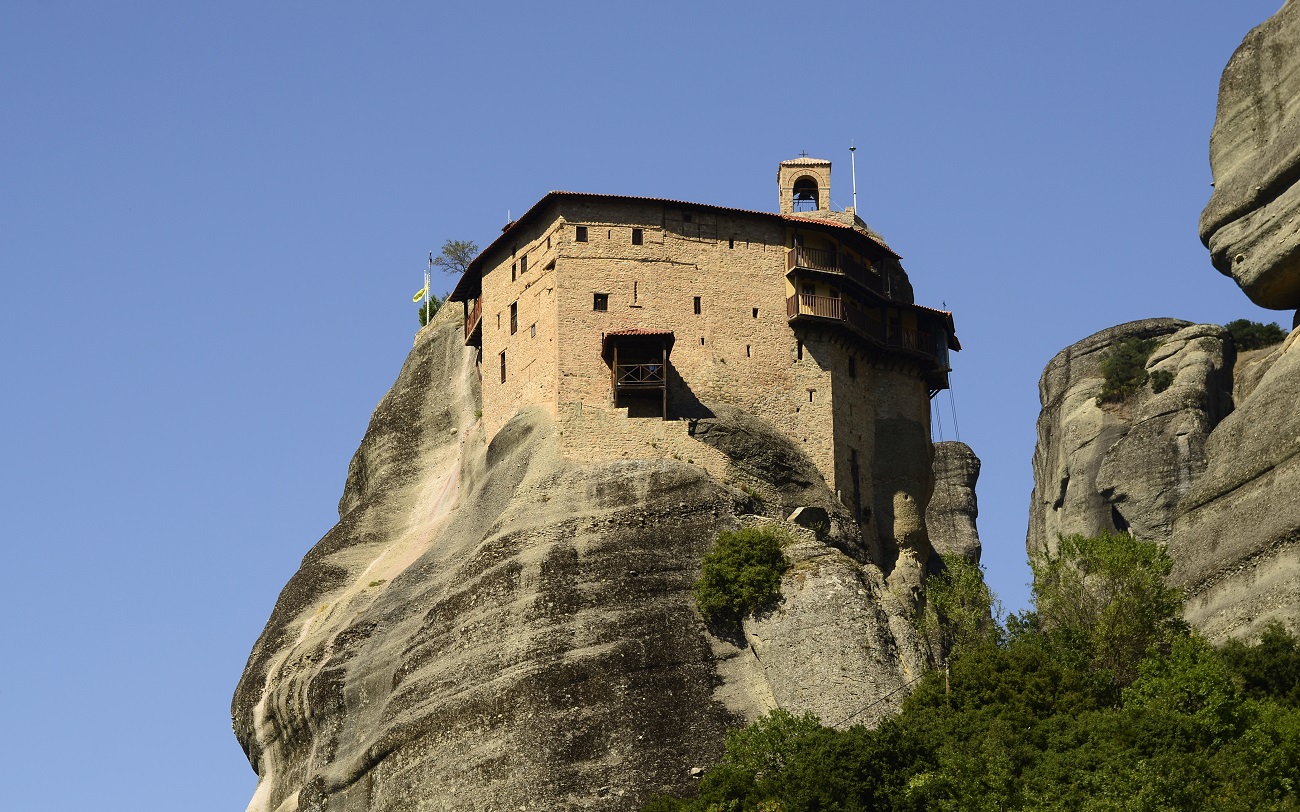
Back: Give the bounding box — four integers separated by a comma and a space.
1097, 337, 1159, 404
417, 293, 443, 326
432, 238, 479, 276
1225, 318, 1288, 351
1031, 531, 1185, 687
693, 527, 790, 629
919, 556, 1000, 659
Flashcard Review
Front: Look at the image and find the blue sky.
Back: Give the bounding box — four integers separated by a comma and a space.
0, 1, 1287, 808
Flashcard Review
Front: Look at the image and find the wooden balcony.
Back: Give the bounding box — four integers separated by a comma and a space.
464, 296, 483, 346
788, 246, 883, 296
614, 363, 667, 388
787, 293, 947, 371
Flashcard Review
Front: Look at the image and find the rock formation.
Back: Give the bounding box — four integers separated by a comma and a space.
1026, 317, 1296, 643
926, 441, 981, 565
234, 304, 978, 811
1199, 0, 1300, 311
1030, 3, 1300, 644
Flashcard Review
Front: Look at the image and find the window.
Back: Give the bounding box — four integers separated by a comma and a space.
809, 389, 815, 402
797, 341, 803, 360
510, 301, 518, 334
511, 262, 516, 281
746, 344, 751, 357
752, 307, 759, 318
632, 228, 643, 245
546, 235, 551, 249
576, 226, 588, 242
693, 296, 701, 315
729, 238, 735, 249
530, 323, 536, 338
520, 255, 528, 274
500, 351, 507, 383
633, 281, 638, 303
848, 355, 857, 378
593, 293, 608, 311
802, 283, 815, 297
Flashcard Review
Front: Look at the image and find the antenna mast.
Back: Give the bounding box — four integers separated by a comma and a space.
850, 141, 858, 215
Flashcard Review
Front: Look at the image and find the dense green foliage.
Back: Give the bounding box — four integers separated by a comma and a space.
693, 527, 790, 628
1097, 337, 1160, 404
416, 293, 443, 326
918, 556, 1000, 659
650, 534, 1300, 811
1225, 318, 1288, 351
1149, 368, 1174, 393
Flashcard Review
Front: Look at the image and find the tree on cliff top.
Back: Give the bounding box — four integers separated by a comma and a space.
432, 239, 478, 276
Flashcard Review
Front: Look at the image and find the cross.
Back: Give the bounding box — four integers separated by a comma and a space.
799, 150, 808, 157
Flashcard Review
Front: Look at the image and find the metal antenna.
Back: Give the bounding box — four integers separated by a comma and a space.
850, 141, 858, 215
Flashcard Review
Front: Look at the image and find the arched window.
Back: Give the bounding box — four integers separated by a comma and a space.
792, 176, 820, 211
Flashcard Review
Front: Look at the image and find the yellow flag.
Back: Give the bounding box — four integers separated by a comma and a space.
412, 283, 429, 303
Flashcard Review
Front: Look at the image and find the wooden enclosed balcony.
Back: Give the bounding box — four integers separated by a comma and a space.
787, 293, 947, 371
464, 296, 483, 347
788, 246, 883, 296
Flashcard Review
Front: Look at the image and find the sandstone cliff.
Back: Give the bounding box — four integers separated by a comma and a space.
234, 304, 976, 811
926, 441, 981, 566
1026, 318, 1299, 642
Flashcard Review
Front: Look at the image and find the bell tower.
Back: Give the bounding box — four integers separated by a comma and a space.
778, 156, 832, 215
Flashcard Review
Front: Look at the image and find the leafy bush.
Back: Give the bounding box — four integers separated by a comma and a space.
649, 532, 1300, 812
693, 527, 790, 628
1226, 318, 1288, 351
1097, 336, 1159, 404
1032, 531, 1185, 687
417, 294, 443, 326
1150, 368, 1174, 393
919, 556, 1000, 659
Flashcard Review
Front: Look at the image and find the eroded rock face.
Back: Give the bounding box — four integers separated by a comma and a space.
1200, 1, 1300, 310
926, 441, 981, 565
1173, 329, 1300, 640
1026, 318, 1216, 557
234, 306, 934, 811
1026, 317, 1300, 642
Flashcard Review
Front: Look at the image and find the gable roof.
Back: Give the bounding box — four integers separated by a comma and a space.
448, 191, 900, 302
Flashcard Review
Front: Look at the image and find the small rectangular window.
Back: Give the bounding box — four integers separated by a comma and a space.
510, 301, 518, 334
700, 337, 705, 345
746, 344, 751, 357
752, 307, 759, 318
530, 323, 536, 338
809, 389, 815, 402
547, 235, 551, 249
632, 228, 643, 245
693, 296, 701, 315
593, 293, 608, 311
500, 351, 507, 383
848, 355, 857, 378
576, 226, 588, 242
797, 341, 803, 360
520, 255, 528, 274
729, 238, 735, 249
511, 262, 516, 281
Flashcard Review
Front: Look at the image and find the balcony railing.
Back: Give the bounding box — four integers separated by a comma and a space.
615, 363, 666, 387
465, 296, 483, 341
787, 294, 943, 364
787, 246, 883, 296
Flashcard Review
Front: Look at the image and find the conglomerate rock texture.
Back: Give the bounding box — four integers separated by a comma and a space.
1026, 317, 1300, 643
234, 304, 967, 811
1200, 0, 1300, 311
